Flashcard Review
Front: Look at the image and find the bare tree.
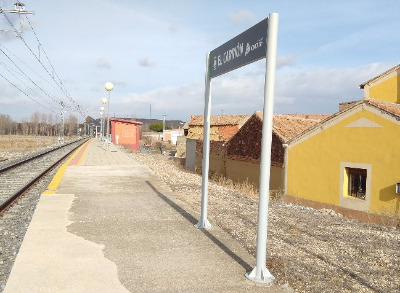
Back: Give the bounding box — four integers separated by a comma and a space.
21, 119, 29, 135
0, 114, 13, 135
47, 113, 54, 136
30, 112, 40, 136
66, 114, 78, 136
40, 113, 47, 136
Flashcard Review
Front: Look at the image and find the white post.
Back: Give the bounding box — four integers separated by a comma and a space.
246, 12, 279, 283
195, 52, 212, 229
106, 91, 110, 150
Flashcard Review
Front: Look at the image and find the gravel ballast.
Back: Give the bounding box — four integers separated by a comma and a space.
130, 151, 400, 293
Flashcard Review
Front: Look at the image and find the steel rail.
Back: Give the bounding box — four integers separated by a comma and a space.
0, 137, 86, 173
0, 138, 89, 213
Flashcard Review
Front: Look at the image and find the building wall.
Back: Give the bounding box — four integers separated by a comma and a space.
365, 70, 400, 103
176, 136, 186, 158
287, 107, 400, 218
226, 114, 285, 167
112, 121, 140, 150
187, 125, 239, 141
191, 139, 283, 191
225, 159, 283, 190
194, 140, 226, 175
185, 138, 196, 172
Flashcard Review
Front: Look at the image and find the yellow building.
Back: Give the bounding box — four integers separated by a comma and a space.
360, 64, 400, 103
286, 64, 400, 226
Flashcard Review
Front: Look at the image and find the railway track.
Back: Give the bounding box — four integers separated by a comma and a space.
0, 137, 89, 291
0, 137, 88, 214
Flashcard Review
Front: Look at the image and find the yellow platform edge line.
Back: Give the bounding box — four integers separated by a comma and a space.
43, 140, 90, 194
76, 139, 92, 166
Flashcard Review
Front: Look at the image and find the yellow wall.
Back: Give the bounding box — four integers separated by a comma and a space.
225, 159, 283, 190
195, 149, 225, 175
368, 74, 400, 103
195, 152, 284, 191
287, 108, 400, 218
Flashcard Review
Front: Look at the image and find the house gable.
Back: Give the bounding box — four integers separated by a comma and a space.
289, 101, 400, 148
345, 117, 382, 128
286, 102, 400, 218
360, 64, 400, 103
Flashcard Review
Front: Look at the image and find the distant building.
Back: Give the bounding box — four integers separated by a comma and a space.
110, 118, 142, 150
187, 114, 250, 141
225, 111, 330, 189
185, 114, 250, 171
163, 129, 184, 145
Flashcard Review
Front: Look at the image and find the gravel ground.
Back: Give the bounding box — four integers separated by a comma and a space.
0, 169, 58, 292
0, 138, 83, 292
130, 151, 400, 293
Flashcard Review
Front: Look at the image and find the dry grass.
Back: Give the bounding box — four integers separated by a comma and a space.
210, 172, 259, 198
0, 135, 77, 162
0, 135, 60, 151
210, 171, 286, 200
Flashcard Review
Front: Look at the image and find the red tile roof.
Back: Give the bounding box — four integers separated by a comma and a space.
188, 114, 250, 126
254, 111, 331, 141
367, 99, 400, 117
287, 99, 400, 144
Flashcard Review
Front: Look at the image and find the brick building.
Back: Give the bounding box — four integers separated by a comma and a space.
110, 118, 142, 150
225, 112, 330, 189
187, 115, 250, 141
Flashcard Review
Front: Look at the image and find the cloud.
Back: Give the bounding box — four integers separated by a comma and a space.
273, 62, 393, 114
277, 55, 296, 69
91, 63, 396, 121
228, 10, 256, 26
138, 57, 155, 67
168, 24, 178, 33
95, 58, 111, 69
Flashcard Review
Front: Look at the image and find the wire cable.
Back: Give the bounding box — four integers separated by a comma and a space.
0, 70, 56, 113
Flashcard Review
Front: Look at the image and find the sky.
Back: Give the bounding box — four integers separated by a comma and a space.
0, 0, 399, 123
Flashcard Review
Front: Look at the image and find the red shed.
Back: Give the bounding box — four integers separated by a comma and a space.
109, 118, 142, 150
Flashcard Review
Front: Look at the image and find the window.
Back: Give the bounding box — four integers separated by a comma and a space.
346, 167, 367, 200
340, 162, 371, 212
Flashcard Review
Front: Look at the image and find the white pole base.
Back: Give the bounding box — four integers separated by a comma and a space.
245, 267, 275, 283
194, 218, 212, 229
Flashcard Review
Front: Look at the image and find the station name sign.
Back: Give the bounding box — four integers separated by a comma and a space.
209, 17, 268, 78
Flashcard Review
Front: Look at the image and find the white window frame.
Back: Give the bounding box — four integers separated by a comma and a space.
339, 162, 372, 212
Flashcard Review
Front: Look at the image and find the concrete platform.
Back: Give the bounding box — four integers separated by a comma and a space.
5, 139, 292, 292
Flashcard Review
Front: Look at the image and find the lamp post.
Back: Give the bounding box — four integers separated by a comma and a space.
99, 110, 104, 140
104, 82, 114, 150
100, 106, 105, 140
101, 97, 108, 145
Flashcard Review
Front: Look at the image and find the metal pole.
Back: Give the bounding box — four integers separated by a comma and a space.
61, 102, 65, 144
102, 114, 105, 140
246, 12, 279, 283
100, 113, 103, 140
106, 91, 110, 150
163, 114, 166, 141
195, 52, 212, 229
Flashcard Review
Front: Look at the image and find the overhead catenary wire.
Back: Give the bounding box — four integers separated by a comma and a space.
21, 11, 84, 115
0, 70, 56, 113
1, 7, 86, 117
0, 47, 65, 107
0, 43, 68, 99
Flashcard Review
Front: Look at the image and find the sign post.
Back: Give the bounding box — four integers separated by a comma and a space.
196, 12, 279, 284
245, 12, 279, 283
195, 52, 212, 229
